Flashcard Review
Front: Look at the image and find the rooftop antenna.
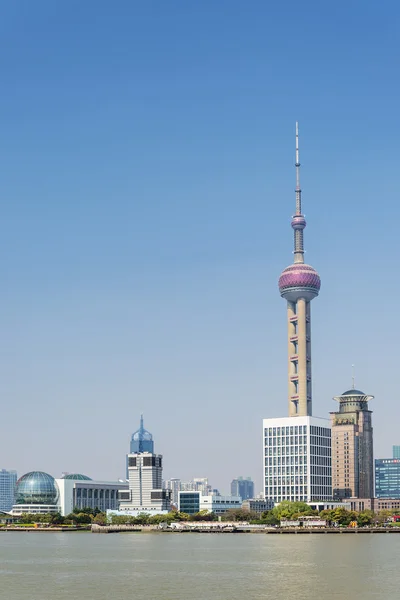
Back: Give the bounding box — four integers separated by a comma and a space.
352, 364, 355, 390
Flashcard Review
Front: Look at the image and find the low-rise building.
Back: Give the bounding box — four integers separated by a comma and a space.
11, 471, 126, 517
375, 458, 400, 499
178, 491, 241, 515
242, 498, 274, 514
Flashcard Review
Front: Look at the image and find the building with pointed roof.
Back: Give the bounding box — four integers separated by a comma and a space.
330, 387, 374, 500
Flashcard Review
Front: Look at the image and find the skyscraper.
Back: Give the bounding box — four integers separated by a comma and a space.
263, 124, 332, 504
0, 469, 17, 512
231, 477, 254, 500
118, 417, 171, 515
330, 388, 374, 500
393, 446, 400, 459
126, 415, 154, 478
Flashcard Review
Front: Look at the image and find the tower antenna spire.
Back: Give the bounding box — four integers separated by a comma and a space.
352, 364, 355, 390
292, 122, 306, 264
295, 121, 301, 215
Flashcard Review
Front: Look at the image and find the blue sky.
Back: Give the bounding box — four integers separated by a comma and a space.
0, 0, 399, 493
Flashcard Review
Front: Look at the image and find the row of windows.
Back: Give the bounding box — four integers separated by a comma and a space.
266, 477, 308, 485
265, 455, 307, 465
265, 466, 308, 476
265, 426, 308, 436
265, 436, 307, 446
74, 489, 117, 499
265, 446, 308, 456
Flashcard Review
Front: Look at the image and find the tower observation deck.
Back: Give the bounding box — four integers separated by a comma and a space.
278, 123, 321, 417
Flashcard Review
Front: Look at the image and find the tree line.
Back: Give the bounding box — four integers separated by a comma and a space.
13, 502, 400, 527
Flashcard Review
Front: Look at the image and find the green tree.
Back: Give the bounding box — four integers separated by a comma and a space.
272, 501, 315, 521
93, 512, 107, 525
190, 510, 218, 522
357, 510, 374, 527
220, 508, 258, 522
50, 512, 64, 525
260, 511, 279, 526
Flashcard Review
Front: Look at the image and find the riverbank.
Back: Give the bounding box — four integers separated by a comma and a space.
91, 524, 400, 534
0, 526, 91, 532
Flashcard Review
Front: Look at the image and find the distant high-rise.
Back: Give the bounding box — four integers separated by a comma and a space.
163, 478, 181, 506
393, 446, 400, 459
119, 417, 171, 515
263, 124, 332, 504
0, 469, 17, 512
330, 388, 374, 500
231, 477, 254, 500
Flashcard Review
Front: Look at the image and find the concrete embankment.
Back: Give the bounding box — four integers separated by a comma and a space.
91, 524, 400, 534
0, 526, 90, 533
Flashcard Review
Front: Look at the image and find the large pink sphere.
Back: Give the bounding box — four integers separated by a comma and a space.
278, 263, 321, 302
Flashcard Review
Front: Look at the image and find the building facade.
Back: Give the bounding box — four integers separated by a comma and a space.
263, 124, 331, 504
0, 469, 17, 512
263, 416, 331, 503
375, 459, 400, 499
242, 498, 274, 515
393, 446, 400, 459
180, 478, 212, 495
330, 388, 374, 500
118, 452, 171, 514
163, 478, 181, 506
178, 491, 241, 515
231, 477, 254, 500
56, 475, 127, 516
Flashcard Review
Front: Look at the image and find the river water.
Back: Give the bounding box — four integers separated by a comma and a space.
0, 532, 399, 600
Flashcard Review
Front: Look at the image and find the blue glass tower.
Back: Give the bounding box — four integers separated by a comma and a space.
130, 415, 154, 454
126, 415, 154, 479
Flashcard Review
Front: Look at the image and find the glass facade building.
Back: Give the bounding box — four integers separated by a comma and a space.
231, 477, 254, 500
179, 492, 200, 514
393, 446, 400, 459
375, 459, 400, 499
0, 469, 17, 512
15, 471, 59, 505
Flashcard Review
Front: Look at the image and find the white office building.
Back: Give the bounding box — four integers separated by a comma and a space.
116, 452, 171, 516
178, 491, 241, 515
263, 416, 332, 503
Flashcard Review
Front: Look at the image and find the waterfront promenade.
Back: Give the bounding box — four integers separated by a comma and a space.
91, 523, 400, 534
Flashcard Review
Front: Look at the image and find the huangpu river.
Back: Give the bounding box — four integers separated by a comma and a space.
1, 532, 399, 600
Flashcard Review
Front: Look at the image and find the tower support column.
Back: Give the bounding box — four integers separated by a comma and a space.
296, 298, 308, 416
287, 301, 297, 416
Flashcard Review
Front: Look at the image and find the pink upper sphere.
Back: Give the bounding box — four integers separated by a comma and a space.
278, 263, 321, 299
291, 215, 307, 230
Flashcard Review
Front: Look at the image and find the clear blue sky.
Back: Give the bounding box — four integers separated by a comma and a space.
1, 0, 399, 493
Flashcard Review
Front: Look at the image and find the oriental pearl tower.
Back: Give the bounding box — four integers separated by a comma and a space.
278, 123, 321, 417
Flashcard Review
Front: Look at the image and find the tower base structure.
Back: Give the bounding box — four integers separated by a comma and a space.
263, 416, 332, 503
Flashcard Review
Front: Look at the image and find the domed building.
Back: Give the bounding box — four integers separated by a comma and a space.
62, 474, 92, 481
12, 471, 60, 515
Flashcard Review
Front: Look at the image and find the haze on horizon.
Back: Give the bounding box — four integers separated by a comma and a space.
1, 0, 399, 494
